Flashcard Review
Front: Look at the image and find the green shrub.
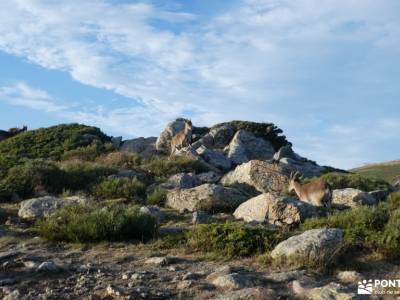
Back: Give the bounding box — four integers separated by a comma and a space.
378, 193, 400, 254
301, 194, 400, 258
301, 206, 388, 245
96, 152, 141, 169
186, 222, 283, 259
61, 142, 114, 161
305, 172, 392, 192
147, 189, 167, 206
91, 177, 146, 200
0, 124, 110, 161
1, 159, 66, 199
152, 232, 187, 250
387, 192, 400, 211
36, 204, 157, 243
211, 120, 288, 151
379, 209, 400, 253
59, 160, 116, 191
142, 156, 207, 178
0, 155, 21, 180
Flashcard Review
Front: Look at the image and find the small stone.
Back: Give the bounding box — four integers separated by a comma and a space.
106, 284, 123, 296
206, 266, 234, 281
131, 273, 142, 280
292, 280, 354, 299
177, 280, 193, 289
3, 289, 21, 300
36, 261, 61, 273
133, 286, 148, 299
183, 272, 205, 280
337, 271, 362, 284
144, 256, 174, 266
211, 273, 258, 291
23, 261, 38, 269
167, 266, 178, 272
215, 287, 276, 300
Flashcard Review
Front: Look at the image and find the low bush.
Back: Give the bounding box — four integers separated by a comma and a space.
0, 159, 66, 200
0, 124, 111, 161
91, 177, 146, 200
142, 156, 207, 178
305, 172, 392, 192
0, 155, 21, 180
96, 152, 141, 169
302, 192, 400, 257
147, 188, 168, 206
36, 204, 157, 243
301, 206, 388, 245
152, 232, 187, 250
59, 160, 116, 191
61, 142, 114, 161
186, 222, 283, 259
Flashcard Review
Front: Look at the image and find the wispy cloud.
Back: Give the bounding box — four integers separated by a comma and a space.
0, 82, 67, 112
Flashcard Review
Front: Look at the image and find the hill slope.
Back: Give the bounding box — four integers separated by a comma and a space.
0, 123, 111, 177
351, 160, 400, 183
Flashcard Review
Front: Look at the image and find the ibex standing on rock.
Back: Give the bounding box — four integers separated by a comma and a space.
170, 120, 192, 156
0, 125, 27, 142
288, 171, 332, 211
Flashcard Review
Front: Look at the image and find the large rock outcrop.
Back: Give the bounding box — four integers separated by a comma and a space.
196, 171, 221, 184
271, 228, 343, 267
166, 184, 248, 212
221, 160, 290, 194
332, 188, 377, 209
274, 144, 325, 178
164, 173, 200, 189
225, 130, 275, 165
120, 137, 157, 157
196, 146, 232, 171
18, 196, 91, 221
209, 124, 235, 149
233, 193, 319, 226
191, 124, 235, 150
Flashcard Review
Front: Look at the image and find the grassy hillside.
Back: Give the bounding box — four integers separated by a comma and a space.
0, 123, 111, 159
351, 160, 400, 183
0, 123, 112, 179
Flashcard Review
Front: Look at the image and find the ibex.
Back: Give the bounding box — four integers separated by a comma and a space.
8, 125, 27, 134
288, 171, 332, 211
0, 125, 27, 142
170, 120, 192, 156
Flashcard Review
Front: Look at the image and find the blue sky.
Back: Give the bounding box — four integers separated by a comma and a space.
0, 0, 399, 169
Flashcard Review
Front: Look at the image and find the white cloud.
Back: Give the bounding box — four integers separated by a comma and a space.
0, 82, 67, 112
0, 0, 399, 168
